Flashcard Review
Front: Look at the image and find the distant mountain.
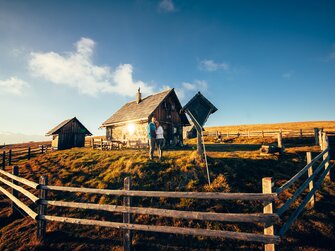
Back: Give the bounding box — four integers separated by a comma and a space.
0, 132, 50, 145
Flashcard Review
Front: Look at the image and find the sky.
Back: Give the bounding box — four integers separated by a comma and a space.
0, 0, 335, 143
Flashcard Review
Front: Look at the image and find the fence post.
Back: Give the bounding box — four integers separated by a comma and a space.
262, 177, 275, 251
314, 128, 319, 146
322, 134, 330, 178
306, 152, 315, 208
123, 177, 132, 251
8, 149, 12, 166
248, 130, 250, 138
319, 129, 324, 149
37, 175, 48, 241
2, 151, 5, 169
41, 145, 44, 154
262, 131, 264, 138
28, 147, 31, 160
91, 138, 94, 149
11, 165, 19, 216
299, 129, 303, 139
277, 130, 283, 149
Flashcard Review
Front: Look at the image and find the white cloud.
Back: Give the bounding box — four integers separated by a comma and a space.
0, 77, 29, 95
182, 80, 208, 91
29, 37, 154, 97
158, 0, 176, 12
282, 71, 294, 79
199, 59, 229, 72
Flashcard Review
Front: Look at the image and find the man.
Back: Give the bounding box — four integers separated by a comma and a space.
148, 117, 156, 159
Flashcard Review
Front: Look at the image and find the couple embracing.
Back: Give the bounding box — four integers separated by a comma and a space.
148, 117, 164, 160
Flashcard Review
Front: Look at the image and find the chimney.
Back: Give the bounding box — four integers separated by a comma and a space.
136, 87, 142, 104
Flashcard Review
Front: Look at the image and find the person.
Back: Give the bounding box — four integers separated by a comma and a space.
148, 117, 156, 160
155, 121, 164, 160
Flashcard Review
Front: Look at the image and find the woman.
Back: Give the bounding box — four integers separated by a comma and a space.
155, 121, 164, 160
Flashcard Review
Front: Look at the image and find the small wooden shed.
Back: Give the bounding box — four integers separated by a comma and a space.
46, 117, 92, 150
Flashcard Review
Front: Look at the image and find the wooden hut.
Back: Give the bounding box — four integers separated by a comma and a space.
46, 117, 92, 150
101, 88, 190, 147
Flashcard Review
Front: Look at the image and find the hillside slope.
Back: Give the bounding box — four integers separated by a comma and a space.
0, 137, 335, 250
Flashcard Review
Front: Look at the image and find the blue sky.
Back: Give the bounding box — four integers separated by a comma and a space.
0, 0, 335, 143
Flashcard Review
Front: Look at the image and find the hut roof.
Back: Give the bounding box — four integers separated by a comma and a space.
46, 117, 92, 136
102, 88, 189, 126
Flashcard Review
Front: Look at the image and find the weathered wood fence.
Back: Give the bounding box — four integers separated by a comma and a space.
204, 128, 335, 141
0, 167, 281, 250
0, 145, 50, 168
0, 136, 334, 250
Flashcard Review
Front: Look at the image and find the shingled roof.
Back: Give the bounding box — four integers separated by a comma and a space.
46, 117, 92, 136
102, 88, 189, 126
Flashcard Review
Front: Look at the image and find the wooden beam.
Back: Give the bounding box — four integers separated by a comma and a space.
279, 163, 334, 237
41, 185, 276, 201
37, 175, 48, 241
41, 215, 281, 244
262, 177, 275, 251
0, 185, 38, 219
123, 177, 132, 251
306, 152, 315, 208
277, 157, 327, 216
41, 200, 280, 224
276, 149, 327, 194
0, 168, 39, 189
11, 166, 19, 216
0, 176, 39, 203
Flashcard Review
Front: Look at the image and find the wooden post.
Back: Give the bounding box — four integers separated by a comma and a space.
37, 175, 48, 241
28, 147, 31, 160
11, 166, 19, 216
277, 131, 283, 149
322, 135, 330, 178
8, 149, 12, 166
41, 145, 44, 154
227, 131, 229, 137
123, 177, 132, 251
248, 130, 250, 138
100, 138, 103, 150
299, 129, 303, 139
319, 129, 323, 149
314, 128, 319, 146
306, 152, 315, 208
197, 131, 204, 156
262, 177, 275, 251
1, 151, 4, 169
262, 131, 264, 138
91, 138, 94, 149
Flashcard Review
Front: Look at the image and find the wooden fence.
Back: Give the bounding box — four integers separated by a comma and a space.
0, 145, 50, 168
0, 139, 334, 250
0, 167, 281, 250
203, 128, 335, 141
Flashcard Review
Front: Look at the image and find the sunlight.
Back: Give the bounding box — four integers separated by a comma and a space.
127, 123, 136, 135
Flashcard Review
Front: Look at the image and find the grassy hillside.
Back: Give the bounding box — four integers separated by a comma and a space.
205, 121, 335, 132
1, 135, 335, 250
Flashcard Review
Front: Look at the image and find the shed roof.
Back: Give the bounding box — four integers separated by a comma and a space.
46, 117, 92, 136
102, 88, 189, 126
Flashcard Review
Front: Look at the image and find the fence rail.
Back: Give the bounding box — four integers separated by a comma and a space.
1, 144, 50, 168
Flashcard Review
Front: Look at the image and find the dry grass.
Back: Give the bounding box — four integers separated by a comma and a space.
0, 129, 335, 250
206, 121, 335, 132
